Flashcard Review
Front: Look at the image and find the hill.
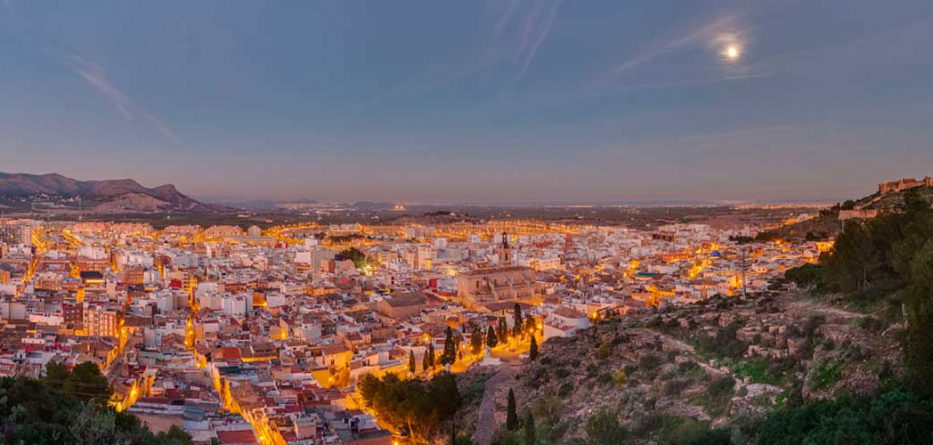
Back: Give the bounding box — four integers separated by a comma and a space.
458, 292, 917, 444
0, 172, 224, 213
458, 184, 933, 444
758, 183, 933, 241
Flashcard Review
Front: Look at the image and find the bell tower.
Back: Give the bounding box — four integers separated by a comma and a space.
497, 232, 512, 266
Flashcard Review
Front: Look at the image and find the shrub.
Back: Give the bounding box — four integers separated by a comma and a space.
595, 343, 611, 360
639, 353, 664, 373
612, 370, 628, 388
663, 378, 690, 397
807, 360, 841, 391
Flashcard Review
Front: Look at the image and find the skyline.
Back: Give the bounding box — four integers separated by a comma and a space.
2, 0, 933, 203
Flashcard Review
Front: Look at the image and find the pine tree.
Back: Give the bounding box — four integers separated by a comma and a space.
513, 303, 523, 336
409, 350, 416, 374
486, 326, 498, 348
529, 335, 538, 361
524, 412, 536, 445
506, 388, 519, 431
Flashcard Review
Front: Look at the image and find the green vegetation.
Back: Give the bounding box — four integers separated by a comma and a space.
585, 409, 628, 445
506, 389, 519, 431
441, 326, 457, 366
785, 189, 933, 395
335, 247, 371, 269
758, 388, 933, 445
0, 362, 191, 445
487, 326, 499, 348
471, 325, 484, 355
807, 359, 842, 391
358, 372, 461, 442
513, 304, 524, 337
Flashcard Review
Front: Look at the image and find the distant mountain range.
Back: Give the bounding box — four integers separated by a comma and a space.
0, 172, 224, 213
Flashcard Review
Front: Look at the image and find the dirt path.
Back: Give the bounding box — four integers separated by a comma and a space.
472, 366, 515, 445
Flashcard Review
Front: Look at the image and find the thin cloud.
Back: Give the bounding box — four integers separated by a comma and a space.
614, 13, 747, 73
62, 55, 173, 138
514, 0, 562, 83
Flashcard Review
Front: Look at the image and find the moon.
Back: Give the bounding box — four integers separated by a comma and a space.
724, 45, 740, 61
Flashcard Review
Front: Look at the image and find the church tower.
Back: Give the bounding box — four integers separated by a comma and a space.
497, 232, 512, 266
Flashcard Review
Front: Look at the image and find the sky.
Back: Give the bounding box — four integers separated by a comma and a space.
1, 0, 933, 204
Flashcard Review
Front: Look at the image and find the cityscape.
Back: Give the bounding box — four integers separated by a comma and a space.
2, 1, 933, 445
0, 200, 830, 444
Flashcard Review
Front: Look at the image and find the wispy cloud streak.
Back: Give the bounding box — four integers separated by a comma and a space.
614, 13, 747, 73
514, 0, 562, 83
62, 55, 173, 137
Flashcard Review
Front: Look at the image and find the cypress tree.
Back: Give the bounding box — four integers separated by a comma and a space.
471, 325, 484, 354
513, 303, 523, 336
441, 326, 455, 366
498, 317, 509, 343
428, 342, 436, 369
529, 335, 538, 361
524, 412, 536, 445
486, 326, 498, 348
506, 388, 519, 431
409, 350, 416, 374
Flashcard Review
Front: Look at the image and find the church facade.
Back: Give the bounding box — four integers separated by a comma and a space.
455, 233, 538, 310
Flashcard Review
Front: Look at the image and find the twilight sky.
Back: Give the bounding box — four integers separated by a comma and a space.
1, 0, 933, 203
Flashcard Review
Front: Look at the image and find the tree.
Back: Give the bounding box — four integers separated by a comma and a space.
67, 362, 112, 406
486, 326, 498, 348
512, 303, 523, 337
471, 325, 484, 355
498, 318, 510, 344
506, 389, 519, 431
441, 327, 456, 366
524, 412, 536, 445
428, 342, 437, 369
358, 373, 462, 443
525, 314, 536, 336
0, 372, 192, 445
335, 247, 369, 269
585, 409, 627, 445
904, 238, 933, 396
409, 350, 416, 374
529, 336, 539, 361
423, 347, 432, 372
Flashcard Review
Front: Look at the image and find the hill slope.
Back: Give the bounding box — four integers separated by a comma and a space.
0, 172, 221, 213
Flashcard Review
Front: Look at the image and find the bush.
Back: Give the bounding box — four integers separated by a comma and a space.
663, 378, 690, 397
585, 409, 628, 445
595, 343, 611, 360
757, 389, 933, 445
807, 360, 841, 391
639, 353, 664, 373
612, 370, 628, 388
709, 376, 735, 400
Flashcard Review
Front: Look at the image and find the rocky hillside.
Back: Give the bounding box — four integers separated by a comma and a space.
759, 185, 933, 241
465, 292, 905, 444
0, 172, 223, 213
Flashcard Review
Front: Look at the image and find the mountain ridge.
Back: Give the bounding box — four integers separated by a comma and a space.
0, 172, 224, 213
